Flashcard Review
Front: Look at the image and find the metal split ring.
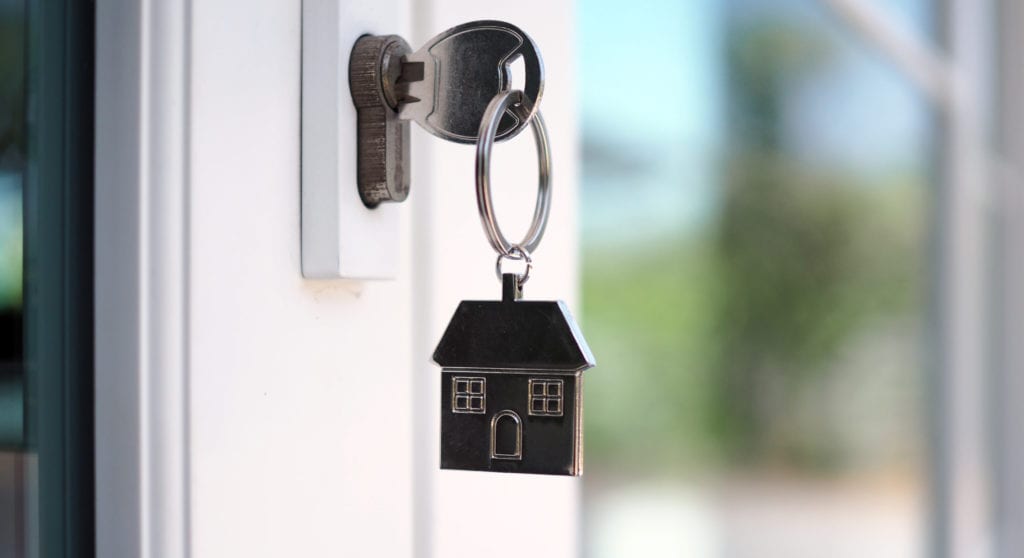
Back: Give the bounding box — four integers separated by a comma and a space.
475, 89, 552, 258
495, 245, 533, 285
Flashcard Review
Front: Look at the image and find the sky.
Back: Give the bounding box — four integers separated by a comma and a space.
577, 0, 934, 243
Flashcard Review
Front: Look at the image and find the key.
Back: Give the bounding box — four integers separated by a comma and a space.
397, 20, 544, 143
348, 20, 544, 205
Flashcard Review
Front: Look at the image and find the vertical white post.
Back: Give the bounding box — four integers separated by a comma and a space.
95, 0, 191, 556
934, 0, 994, 556
991, 2, 1024, 556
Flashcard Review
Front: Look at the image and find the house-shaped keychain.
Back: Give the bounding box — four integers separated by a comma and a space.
433, 274, 596, 476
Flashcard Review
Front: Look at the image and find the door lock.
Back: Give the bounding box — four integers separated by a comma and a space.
349, 21, 544, 207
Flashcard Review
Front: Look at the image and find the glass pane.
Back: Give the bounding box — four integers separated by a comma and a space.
1, 0, 93, 554
580, 0, 934, 556
0, 0, 29, 553
0, 0, 24, 406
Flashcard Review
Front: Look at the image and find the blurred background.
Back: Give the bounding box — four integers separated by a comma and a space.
0, 0, 23, 374
577, 0, 1010, 556
0, 0, 29, 553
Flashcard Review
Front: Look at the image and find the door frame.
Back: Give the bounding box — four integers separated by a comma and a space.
95, 0, 190, 555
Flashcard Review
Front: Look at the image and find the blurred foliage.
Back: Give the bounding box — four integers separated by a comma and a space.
711, 19, 921, 466
582, 17, 923, 474
726, 20, 832, 151
0, 6, 24, 311
582, 238, 722, 471
0, 187, 21, 310
711, 160, 920, 467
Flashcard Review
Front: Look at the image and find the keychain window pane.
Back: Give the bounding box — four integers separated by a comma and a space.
528, 378, 564, 417
452, 376, 486, 414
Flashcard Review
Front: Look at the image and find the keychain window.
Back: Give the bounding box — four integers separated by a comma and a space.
452, 377, 486, 414
528, 379, 563, 417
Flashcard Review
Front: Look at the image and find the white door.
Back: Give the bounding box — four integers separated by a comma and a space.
94, 0, 581, 556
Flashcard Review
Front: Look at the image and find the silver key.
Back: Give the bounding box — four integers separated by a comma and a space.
398, 20, 544, 143
348, 20, 544, 206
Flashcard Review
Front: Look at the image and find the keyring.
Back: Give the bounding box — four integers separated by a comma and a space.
495, 244, 533, 285
475, 89, 552, 257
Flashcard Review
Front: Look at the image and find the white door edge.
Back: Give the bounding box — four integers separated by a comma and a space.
95, 0, 191, 556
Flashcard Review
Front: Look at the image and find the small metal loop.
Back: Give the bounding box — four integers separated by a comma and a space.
495, 245, 533, 285
476, 89, 552, 257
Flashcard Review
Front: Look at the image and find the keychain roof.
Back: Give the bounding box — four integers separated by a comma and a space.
433, 274, 595, 372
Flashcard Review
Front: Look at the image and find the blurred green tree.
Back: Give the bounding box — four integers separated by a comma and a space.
710, 19, 919, 468
581, 13, 922, 476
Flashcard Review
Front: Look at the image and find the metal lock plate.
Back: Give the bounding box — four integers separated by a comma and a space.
301, 0, 407, 279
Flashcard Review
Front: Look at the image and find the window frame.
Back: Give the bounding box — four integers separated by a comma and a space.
451, 376, 486, 414
527, 378, 563, 417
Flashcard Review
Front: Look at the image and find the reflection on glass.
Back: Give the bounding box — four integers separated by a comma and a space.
0, 0, 23, 365
580, 0, 931, 556
0, 176, 20, 325
1, 0, 28, 555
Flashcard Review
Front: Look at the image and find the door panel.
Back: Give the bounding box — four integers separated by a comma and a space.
96, 0, 578, 556
188, 1, 414, 556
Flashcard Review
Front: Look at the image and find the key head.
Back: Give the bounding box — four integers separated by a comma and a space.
401, 21, 544, 143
